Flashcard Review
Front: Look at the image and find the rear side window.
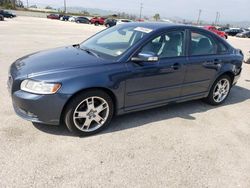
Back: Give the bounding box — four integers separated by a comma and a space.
217, 41, 228, 53
190, 32, 217, 56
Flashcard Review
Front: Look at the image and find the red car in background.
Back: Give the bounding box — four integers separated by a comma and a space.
47, 14, 61, 20
204, 26, 228, 39
90, 17, 105, 25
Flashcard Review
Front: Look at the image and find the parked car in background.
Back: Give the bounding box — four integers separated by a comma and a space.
204, 26, 228, 39
47, 14, 62, 20
0, 14, 4, 21
136, 18, 145, 22
8, 23, 243, 136
75, 17, 90, 24
90, 17, 106, 26
218, 27, 229, 31
225, 28, 244, 36
60, 15, 71, 21
236, 31, 250, 38
116, 19, 133, 25
69, 16, 77, 22
104, 18, 117, 27
0, 10, 16, 18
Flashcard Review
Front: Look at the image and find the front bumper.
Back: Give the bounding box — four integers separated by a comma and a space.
11, 90, 71, 125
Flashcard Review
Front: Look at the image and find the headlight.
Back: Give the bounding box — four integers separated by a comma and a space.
20, 80, 61, 94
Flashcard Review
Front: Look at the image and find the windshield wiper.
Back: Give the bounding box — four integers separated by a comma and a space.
82, 48, 100, 58
72, 44, 80, 48
73, 44, 99, 58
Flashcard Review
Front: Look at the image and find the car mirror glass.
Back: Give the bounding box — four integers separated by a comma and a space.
131, 52, 159, 63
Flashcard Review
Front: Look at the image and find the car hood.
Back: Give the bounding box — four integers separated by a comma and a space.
13, 46, 111, 77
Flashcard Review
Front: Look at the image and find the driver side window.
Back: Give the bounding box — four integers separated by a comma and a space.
140, 31, 184, 58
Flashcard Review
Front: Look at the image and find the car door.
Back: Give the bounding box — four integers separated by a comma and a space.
125, 30, 187, 110
181, 30, 221, 97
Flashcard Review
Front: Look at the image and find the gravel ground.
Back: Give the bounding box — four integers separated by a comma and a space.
0, 17, 250, 188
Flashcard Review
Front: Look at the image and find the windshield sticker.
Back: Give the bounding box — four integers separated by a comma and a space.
134, 27, 153, 33
115, 51, 123, 56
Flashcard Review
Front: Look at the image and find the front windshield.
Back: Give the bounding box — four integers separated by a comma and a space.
80, 25, 153, 60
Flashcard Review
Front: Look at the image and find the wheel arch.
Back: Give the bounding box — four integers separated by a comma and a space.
206, 70, 235, 98
60, 87, 118, 124
218, 71, 235, 84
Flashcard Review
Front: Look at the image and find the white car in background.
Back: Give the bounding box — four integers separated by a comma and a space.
69, 16, 77, 22
116, 19, 133, 25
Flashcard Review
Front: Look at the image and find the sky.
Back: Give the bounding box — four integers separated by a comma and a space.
27, 0, 250, 22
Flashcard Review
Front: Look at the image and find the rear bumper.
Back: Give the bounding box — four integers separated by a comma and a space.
232, 68, 242, 85
11, 90, 71, 125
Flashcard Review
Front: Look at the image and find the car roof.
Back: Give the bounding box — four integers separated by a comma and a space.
120, 22, 205, 31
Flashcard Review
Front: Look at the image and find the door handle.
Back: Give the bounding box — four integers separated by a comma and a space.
202, 59, 222, 70
171, 63, 181, 70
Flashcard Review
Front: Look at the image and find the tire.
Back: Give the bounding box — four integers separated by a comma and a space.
64, 90, 114, 136
204, 75, 232, 105
94, 22, 99, 26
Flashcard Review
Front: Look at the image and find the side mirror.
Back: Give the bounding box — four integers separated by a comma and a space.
131, 52, 159, 63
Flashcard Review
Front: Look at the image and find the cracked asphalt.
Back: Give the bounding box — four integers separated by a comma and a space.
0, 17, 250, 188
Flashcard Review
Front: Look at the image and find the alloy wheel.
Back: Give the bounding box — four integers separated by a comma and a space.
213, 78, 230, 103
73, 96, 109, 132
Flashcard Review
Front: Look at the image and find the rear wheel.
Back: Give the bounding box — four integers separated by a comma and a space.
94, 22, 99, 26
64, 90, 114, 136
205, 75, 232, 105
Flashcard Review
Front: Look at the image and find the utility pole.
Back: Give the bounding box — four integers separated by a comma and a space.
215, 12, 219, 26
139, 3, 143, 20
26, 0, 29, 8
197, 9, 202, 25
64, 0, 67, 13
217, 12, 220, 25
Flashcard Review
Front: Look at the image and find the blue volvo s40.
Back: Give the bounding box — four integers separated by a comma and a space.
8, 23, 243, 136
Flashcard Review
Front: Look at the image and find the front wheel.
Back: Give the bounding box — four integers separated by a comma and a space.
64, 90, 114, 136
205, 75, 232, 105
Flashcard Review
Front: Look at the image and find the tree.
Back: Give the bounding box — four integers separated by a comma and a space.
45, 5, 53, 10
0, 0, 24, 9
30, 5, 37, 8
153, 13, 160, 21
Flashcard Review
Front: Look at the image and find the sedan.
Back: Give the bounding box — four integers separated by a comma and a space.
0, 10, 16, 18
60, 15, 71, 21
225, 28, 244, 36
236, 31, 250, 38
8, 23, 243, 136
75, 17, 90, 24
104, 18, 117, 27
47, 14, 61, 20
